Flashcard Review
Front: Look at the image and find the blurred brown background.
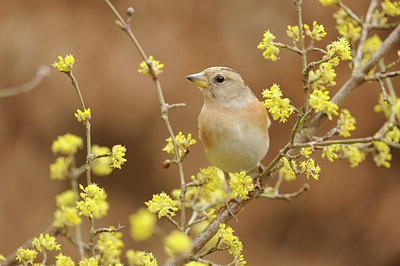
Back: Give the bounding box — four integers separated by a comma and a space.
1, 0, 399, 265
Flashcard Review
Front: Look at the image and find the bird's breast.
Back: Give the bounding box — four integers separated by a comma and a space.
198, 98, 270, 173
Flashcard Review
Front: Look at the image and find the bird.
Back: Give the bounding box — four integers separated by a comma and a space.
186, 66, 270, 203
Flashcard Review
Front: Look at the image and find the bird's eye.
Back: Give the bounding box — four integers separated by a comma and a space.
215, 75, 225, 83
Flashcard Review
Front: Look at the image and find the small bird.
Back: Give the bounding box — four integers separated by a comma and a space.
186, 67, 270, 200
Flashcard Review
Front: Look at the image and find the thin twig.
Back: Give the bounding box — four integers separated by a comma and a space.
260, 183, 310, 202
94, 224, 124, 235
0, 66, 50, 98
365, 70, 400, 81
104, 0, 188, 228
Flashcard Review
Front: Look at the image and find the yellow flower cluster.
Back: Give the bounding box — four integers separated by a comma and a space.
126, 250, 158, 266
97, 230, 124, 265
50, 157, 71, 180
32, 233, 61, 253
262, 83, 294, 122
191, 167, 223, 193
138, 55, 164, 76
55, 253, 75, 266
217, 224, 246, 265
75, 108, 91, 123
385, 125, 400, 143
279, 157, 296, 181
16, 248, 38, 265
309, 89, 339, 120
286, 25, 301, 41
322, 144, 366, 167
53, 54, 75, 73
326, 37, 353, 61
145, 192, 178, 218
79, 257, 98, 266
111, 145, 127, 169
52, 133, 83, 156
16, 234, 61, 265
257, 30, 280, 61
362, 35, 382, 70
319, 0, 338, 6
164, 230, 192, 257
337, 109, 356, 137
129, 208, 156, 241
300, 158, 321, 180
333, 9, 361, 44
230, 171, 254, 200
163, 131, 196, 158
382, 0, 400, 16
92, 145, 113, 176
53, 190, 82, 228
76, 183, 109, 219
374, 93, 392, 118
304, 21, 327, 41
374, 141, 392, 168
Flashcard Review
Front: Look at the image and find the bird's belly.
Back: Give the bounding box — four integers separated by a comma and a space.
204, 126, 269, 173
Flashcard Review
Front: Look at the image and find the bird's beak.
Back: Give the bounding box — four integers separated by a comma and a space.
186, 72, 208, 88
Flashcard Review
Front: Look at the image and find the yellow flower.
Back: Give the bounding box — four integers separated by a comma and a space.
286, 25, 301, 41
326, 37, 353, 61
337, 109, 356, 137
76, 184, 109, 219
56, 190, 77, 208
163, 132, 196, 158
382, 0, 400, 16
0, 254, 5, 262
304, 21, 327, 41
129, 208, 156, 241
279, 157, 297, 181
257, 30, 280, 61
385, 125, 400, 143
111, 145, 127, 169
262, 83, 294, 122
97, 230, 124, 265
52, 133, 83, 155
300, 158, 321, 180
53, 206, 82, 228
79, 258, 98, 266
75, 108, 91, 123
56, 253, 75, 266
319, 0, 338, 6
92, 145, 113, 176
32, 233, 61, 253
164, 230, 192, 257
309, 89, 339, 120
126, 250, 158, 266
138, 56, 164, 76
374, 141, 392, 168
16, 248, 38, 265
374, 93, 392, 118
230, 171, 254, 199
321, 145, 340, 162
333, 9, 361, 44
53, 54, 75, 73
145, 192, 178, 218
217, 224, 245, 263
50, 157, 71, 180
191, 167, 222, 193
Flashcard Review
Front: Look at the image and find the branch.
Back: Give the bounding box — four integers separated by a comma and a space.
365, 70, 400, 81
260, 183, 310, 202
93, 224, 124, 235
0, 65, 50, 98
310, 23, 400, 131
